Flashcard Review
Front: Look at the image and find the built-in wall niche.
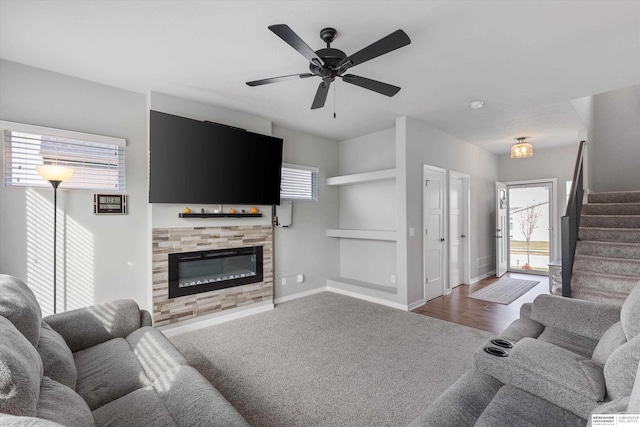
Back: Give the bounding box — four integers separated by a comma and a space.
326, 168, 397, 293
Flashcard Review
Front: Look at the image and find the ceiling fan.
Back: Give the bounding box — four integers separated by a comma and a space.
246, 24, 411, 110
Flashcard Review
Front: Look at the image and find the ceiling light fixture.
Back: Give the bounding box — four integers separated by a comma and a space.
469, 100, 484, 109
511, 137, 533, 159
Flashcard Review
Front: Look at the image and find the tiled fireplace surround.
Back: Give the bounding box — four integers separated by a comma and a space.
152, 225, 273, 326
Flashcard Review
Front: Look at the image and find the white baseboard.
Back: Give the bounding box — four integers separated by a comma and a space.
158, 300, 274, 337
274, 287, 326, 304
407, 298, 427, 311
470, 270, 496, 284
326, 286, 409, 311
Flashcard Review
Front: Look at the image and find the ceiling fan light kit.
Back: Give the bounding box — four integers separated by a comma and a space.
511, 137, 533, 158
246, 24, 411, 111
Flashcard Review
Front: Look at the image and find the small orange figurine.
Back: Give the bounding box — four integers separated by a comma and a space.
183, 207, 191, 213
229, 208, 236, 214
250, 207, 259, 214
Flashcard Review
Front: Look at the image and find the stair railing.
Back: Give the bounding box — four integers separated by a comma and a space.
560, 140, 587, 297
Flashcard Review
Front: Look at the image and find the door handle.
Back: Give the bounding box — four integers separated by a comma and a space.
440, 238, 445, 242
461, 234, 466, 238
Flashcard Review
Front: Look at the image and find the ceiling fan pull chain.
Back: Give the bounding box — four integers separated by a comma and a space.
333, 82, 337, 119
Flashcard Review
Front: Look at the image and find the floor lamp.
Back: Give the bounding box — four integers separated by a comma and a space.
36, 165, 74, 314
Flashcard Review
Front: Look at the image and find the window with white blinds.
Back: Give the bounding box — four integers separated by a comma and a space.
280, 163, 318, 200
1, 121, 126, 191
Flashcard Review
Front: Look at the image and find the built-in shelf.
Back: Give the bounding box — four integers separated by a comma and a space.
179, 213, 263, 218
326, 168, 396, 186
326, 229, 396, 241
327, 277, 398, 295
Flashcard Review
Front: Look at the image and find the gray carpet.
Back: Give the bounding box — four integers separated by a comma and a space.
170, 291, 491, 427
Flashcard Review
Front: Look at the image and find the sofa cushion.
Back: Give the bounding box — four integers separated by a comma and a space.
125, 326, 189, 382
0, 316, 43, 417
474, 385, 586, 427
74, 337, 149, 410
621, 280, 640, 340
36, 377, 94, 427
37, 321, 77, 390
604, 334, 640, 399
0, 274, 42, 346
591, 321, 627, 365
91, 387, 177, 427
537, 326, 599, 359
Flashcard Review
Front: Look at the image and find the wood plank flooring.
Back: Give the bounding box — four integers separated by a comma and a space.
411, 272, 550, 334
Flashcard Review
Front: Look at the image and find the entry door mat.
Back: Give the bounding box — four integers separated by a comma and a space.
467, 277, 540, 305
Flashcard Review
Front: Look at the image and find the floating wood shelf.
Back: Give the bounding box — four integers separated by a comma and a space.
326, 168, 396, 186
178, 213, 263, 218
325, 229, 397, 241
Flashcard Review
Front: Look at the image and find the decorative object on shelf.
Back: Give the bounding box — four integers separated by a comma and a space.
213, 209, 220, 213
36, 164, 74, 314
511, 137, 533, 159
94, 194, 127, 214
183, 207, 191, 213
250, 207, 259, 214
200, 208, 205, 213
229, 208, 236, 214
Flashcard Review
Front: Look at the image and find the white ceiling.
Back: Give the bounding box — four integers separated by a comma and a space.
1, 1, 639, 154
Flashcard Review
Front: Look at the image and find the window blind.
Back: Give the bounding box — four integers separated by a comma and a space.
280, 163, 318, 200
2, 121, 126, 191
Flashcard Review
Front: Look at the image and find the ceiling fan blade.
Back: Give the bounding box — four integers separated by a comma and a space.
246, 73, 314, 87
269, 24, 325, 68
338, 29, 411, 71
341, 74, 401, 97
311, 81, 330, 109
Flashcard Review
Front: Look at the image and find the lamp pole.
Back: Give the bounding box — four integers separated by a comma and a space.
50, 180, 61, 314
36, 165, 73, 314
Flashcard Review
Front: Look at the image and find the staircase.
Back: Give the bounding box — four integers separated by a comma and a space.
570, 190, 640, 305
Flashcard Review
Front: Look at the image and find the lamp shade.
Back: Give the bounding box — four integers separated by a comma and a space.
511, 137, 533, 158
36, 165, 74, 182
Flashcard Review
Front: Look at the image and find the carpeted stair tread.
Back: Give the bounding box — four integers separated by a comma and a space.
588, 191, 640, 204
579, 227, 640, 243
580, 215, 640, 229
570, 271, 637, 306
576, 240, 640, 259
573, 254, 640, 277
582, 202, 640, 215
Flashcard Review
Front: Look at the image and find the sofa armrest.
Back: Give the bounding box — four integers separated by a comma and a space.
473, 337, 605, 419
519, 302, 533, 319
140, 309, 153, 327
43, 300, 145, 353
531, 294, 621, 341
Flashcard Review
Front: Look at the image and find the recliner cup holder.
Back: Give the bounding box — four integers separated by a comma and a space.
484, 346, 509, 357
491, 339, 514, 349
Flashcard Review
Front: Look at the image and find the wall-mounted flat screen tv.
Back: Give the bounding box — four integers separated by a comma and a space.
149, 110, 283, 205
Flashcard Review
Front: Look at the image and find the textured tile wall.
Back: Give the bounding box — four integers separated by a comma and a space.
152, 225, 273, 326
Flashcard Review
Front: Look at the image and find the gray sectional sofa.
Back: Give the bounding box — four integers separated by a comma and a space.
410, 279, 640, 427
0, 274, 249, 426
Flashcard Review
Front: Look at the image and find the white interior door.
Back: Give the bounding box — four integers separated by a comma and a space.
424, 165, 446, 301
449, 171, 469, 288
496, 182, 508, 277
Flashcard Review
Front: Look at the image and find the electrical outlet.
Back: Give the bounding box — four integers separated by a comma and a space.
390, 275, 396, 284
281, 277, 286, 286
408, 227, 415, 237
